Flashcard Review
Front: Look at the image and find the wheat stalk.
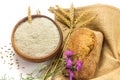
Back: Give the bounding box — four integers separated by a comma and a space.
28, 6, 32, 23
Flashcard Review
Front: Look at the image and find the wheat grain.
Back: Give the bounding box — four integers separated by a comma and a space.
69, 3, 74, 28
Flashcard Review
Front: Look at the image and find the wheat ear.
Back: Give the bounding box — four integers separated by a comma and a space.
56, 5, 69, 19
69, 3, 74, 28
28, 6, 32, 23
79, 15, 96, 27
74, 11, 89, 25
49, 7, 70, 27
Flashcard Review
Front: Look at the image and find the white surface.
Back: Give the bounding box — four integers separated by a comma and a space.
0, 0, 120, 79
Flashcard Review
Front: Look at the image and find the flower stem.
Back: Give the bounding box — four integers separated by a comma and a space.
41, 57, 55, 80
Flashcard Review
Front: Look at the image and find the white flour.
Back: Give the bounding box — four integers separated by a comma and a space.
14, 17, 60, 58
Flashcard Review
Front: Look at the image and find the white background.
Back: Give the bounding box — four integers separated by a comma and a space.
0, 0, 120, 43
0, 0, 120, 79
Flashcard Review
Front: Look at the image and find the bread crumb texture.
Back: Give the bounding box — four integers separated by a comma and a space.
67, 28, 95, 60
14, 18, 60, 58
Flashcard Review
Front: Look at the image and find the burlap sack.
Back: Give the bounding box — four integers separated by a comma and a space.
55, 4, 120, 80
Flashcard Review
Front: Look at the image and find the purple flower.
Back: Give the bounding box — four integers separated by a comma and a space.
64, 50, 73, 57
66, 58, 72, 69
76, 61, 83, 71
69, 69, 74, 80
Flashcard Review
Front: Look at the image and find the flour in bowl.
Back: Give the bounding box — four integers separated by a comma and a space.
14, 17, 60, 58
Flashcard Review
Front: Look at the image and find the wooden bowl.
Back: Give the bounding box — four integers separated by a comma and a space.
11, 15, 63, 62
